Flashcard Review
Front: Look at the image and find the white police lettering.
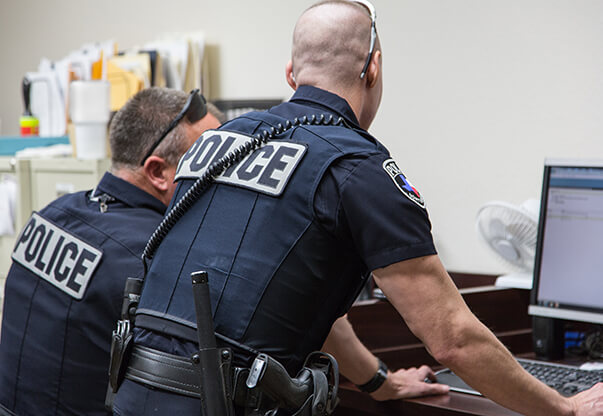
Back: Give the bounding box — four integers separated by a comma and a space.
12, 213, 103, 299
175, 130, 307, 196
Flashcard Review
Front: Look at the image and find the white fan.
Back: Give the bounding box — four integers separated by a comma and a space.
476, 199, 539, 289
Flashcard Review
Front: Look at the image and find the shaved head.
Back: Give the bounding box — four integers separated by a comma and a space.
292, 1, 378, 89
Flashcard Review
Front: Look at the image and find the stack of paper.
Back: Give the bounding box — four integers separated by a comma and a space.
23, 33, 208, 137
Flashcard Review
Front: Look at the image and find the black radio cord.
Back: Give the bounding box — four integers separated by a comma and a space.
142, 114, 344, 275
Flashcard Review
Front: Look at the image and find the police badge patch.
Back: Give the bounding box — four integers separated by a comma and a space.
382, 159, 426, 209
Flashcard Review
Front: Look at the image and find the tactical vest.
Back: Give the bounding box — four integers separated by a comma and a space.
0, 174, 165, 415
135, 109, 386, 371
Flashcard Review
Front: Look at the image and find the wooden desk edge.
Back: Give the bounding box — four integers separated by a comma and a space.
337, 381, 522, 416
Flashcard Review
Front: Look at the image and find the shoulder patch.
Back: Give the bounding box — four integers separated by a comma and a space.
12, 212, 103, 300
382, 159, 426, 209
175, 130, 307, 196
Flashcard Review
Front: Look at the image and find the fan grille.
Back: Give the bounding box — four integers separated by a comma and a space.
476, 201, 538, 271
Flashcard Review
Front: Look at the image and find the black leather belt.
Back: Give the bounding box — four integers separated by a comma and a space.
124, 345, 266, 409
125, 345, 201, 398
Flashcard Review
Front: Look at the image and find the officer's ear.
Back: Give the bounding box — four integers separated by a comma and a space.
285, 60, 297, 90
366, 50, 381, 89
142, 155, 172, 193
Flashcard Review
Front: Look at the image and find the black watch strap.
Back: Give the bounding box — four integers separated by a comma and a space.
356, 358, 388, 393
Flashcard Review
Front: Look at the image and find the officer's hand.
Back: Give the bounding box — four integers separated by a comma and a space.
369, 365, 449, 401
569, 382, 603, 415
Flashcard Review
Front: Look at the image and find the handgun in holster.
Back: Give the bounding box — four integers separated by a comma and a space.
190, 271, 339, 416
243, 351, 339, 416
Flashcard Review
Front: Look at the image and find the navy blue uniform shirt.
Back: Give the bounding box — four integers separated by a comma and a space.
289, 87, 436, 270
114, 86, 436, 415
0, 172, 166, 416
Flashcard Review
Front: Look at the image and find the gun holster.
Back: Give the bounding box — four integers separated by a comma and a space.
290, 352, 340, 416
105, 277, 143, 410
244, 351, 339, 416
109, 319, 134, 392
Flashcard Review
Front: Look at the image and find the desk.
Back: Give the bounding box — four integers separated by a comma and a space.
337, 388, 521, 416
334, 273, 532, 416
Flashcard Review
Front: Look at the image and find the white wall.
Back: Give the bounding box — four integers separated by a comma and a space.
2, 0, 603, 275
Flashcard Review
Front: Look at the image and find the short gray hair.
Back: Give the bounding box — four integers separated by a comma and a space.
207, 102, 226, 124
109, 87, 190, 169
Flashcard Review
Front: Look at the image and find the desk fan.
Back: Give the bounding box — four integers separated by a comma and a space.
476, 199, 539, 289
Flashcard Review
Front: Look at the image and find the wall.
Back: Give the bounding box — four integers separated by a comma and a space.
1, 0, 603, 275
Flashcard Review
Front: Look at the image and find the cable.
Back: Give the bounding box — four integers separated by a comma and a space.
142, 113, 344, 274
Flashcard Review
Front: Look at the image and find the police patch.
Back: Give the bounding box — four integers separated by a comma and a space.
12, 213, 103, 299
382, 158, 426, 209
175, 130, 307, 196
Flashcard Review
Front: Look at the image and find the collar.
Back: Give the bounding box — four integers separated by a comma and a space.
94, 172, 167, 215
289, 85, 362, 129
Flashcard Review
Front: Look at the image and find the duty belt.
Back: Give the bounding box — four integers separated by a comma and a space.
125, 345, 267, 409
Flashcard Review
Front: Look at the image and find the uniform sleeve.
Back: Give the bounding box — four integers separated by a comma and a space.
314, 152, 437, 271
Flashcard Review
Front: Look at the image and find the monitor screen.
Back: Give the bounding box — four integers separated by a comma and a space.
529, 159, 603, 325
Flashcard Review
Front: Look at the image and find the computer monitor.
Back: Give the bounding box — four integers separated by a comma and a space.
529, 158, 603, 325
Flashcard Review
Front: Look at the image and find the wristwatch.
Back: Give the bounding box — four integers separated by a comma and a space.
356, 358, 389, 393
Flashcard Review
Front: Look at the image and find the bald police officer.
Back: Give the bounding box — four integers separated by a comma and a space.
114, 2, 603, 415
0, 87, 221, 416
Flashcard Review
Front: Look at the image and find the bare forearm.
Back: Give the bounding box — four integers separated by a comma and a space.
372, 255, 575, 416
322, 315, 378, 385
442, 313, 572, 416
322, 314, 450, 400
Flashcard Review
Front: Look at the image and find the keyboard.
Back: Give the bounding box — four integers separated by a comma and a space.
435, 358, 603, 397
518, 358, 603, 396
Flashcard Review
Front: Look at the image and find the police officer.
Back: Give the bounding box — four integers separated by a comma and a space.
0, 87, 222, 416
114, 2, 603, 415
